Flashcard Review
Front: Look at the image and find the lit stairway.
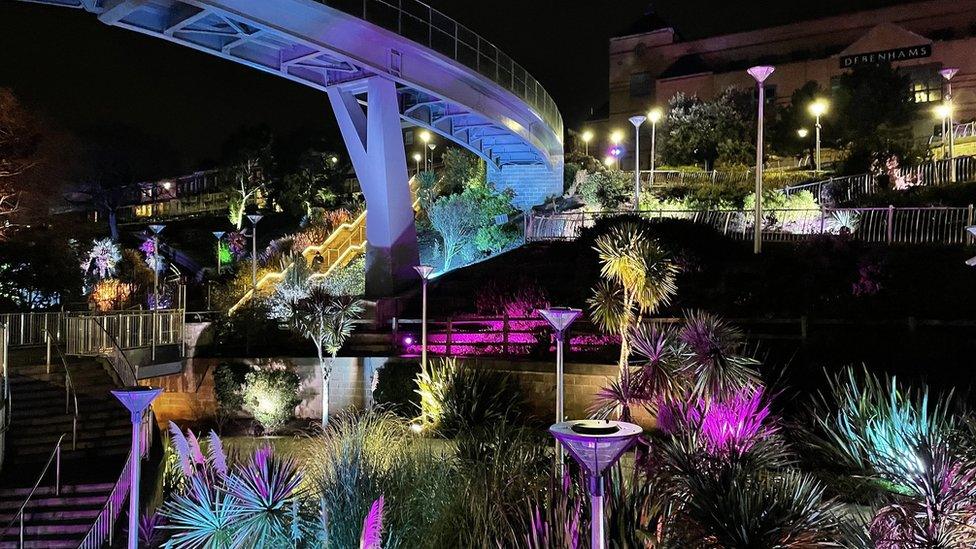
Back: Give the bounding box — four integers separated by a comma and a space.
0, 352, 131, 547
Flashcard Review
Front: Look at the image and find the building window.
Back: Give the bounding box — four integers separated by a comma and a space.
630, 72, 652, 97
909, 70, 943, 103
753, 84, 777, 104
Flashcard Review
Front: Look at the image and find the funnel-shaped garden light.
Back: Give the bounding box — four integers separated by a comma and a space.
414, 265, 435, 374
540, 307, 582, 474
551, 420, 642, 549
629, 115, 647, 210
212, 231, 225, 275
747, 65, 775, 255
112, 386, 162, 549
247, 214, 263, 291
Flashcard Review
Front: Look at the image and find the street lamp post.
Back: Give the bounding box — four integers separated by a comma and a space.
796, 128, 809, 168
647, 107, 663, 189
550, 420, 643, 549
412, 152, 422, 176
414, 265, 434, 375
539, 307, 582, 474
247, 214, 263, 292
427, 143, 437, 170
420, 130, 431, 168
808, 99, 828, 173
629, 115, 647, 209
112, 386, 163, 549
935, 103, 952, 182
148, 224, 165, 360
940, 67, 959, 182
212, 231, 225, 275
748, 65, 775, 255
581, 130, 594, 156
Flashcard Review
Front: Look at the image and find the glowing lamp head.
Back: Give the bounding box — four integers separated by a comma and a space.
934, 103, 953, 120
610, 146, 623, 158
161, 181, 172, 190
808, 99, 829, 118
581, 130, 594, 143
610, 130, 623, 145
412, 152, 422, 162
629, 115, 647, 128
940, 67, 959, 81
419, 130, 431, 143
246, 214, 263, 226
550, 420, 642, 477
538, 307, 582, 334
330, 156, 339, 164
403, 336, 413, 346
603, 156, 614, 167
148, 224, 165, 235
414, 265, 434, 280
647, 107, 664, 124
797, 128, 809, 138
747, 65, 775, 84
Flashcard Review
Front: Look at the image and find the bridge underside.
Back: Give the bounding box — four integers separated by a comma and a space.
24, 0, 564, 291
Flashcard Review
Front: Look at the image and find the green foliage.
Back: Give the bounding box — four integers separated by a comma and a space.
463, 183, 519, 255
241, 367, 301, 433
661, 88, 755, 169
427, 193, 478, 270
214, 361, 249, 413
439, 147, 486, 195
769, 80, 826, 157
589, 169, 633, 209
372, 361, 422, 417
414, 358, 525, 436
311, 410, 454, 549
274, 149, 346, 218
321, 255, 365, 297
563, 162, 580, 194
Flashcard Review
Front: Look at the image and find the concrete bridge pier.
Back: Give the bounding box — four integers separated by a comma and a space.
328, 77, 419, 298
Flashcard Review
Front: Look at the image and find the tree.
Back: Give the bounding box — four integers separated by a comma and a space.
275, 149, 347, 219
428, 193, 479, 270
0, 89, 39, 240
291, 287, 364, 429
439, 147, 485, 195
769, 81, 827, 158
219, 127, 275, 229
832, 63, 923, 174
587, 222, 678, 375
661, 88, 754, 169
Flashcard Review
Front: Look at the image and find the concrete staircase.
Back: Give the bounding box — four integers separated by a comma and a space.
0, 351, 130, 547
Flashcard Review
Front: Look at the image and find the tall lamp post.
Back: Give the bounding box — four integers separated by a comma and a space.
539, 307, 582, 473
412, 152, 422, 176
647, 107, 663, 189
796, 128, 809, 168
629, 115, 647, 210
212, 231, 225, 275
550, 420, 642, 549
935, 103, 952, 180
414, 265, 434, 375
427, 143, 437, 170
940, 67, 959, 182
247, 214, 263, 292
748, 65, 775, 255
419, 130, 431, 168
808, 99, 828, 173
609, 130, 623, 170
581, 129, 594, 156
148, 224, 166, 309
112, 386, 162, 549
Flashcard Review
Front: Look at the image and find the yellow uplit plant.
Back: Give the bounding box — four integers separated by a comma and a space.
414, 357, 456, 430
89, 278, 136, 311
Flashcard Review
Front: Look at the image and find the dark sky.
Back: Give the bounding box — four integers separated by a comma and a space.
0, 0, 912, 174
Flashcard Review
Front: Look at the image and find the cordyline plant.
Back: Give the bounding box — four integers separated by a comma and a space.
587, 222, 678, 376
807, 366, 976, 547
290, 286, 364, 429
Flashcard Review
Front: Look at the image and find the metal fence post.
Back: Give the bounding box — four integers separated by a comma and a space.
968, 204, 974, 244
445, 319, 453, 356
887, 205, 895, 243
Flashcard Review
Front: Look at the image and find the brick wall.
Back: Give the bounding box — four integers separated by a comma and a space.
488, 161, 564, 210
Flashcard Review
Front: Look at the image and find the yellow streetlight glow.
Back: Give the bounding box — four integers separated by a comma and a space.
647, 107, 663, 124
934, 103, 954, 120
610, 130, 623, 145
797, 128, 809, 138
329, 155, 339, 164
581, 130, 594, 143
412, 152, 422, 162
419, 130, 431, 143
808, 99, 829, 118
603, 156, 615, 166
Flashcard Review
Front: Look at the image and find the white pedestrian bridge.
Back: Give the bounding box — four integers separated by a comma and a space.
22, 0, 565, 292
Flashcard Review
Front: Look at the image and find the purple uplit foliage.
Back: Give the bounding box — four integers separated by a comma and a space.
138, 511, 165, 547
147, 287, 173, 310
140, 239, 167, 273
525, 473, 582, 549
658, 386, 776, 455
359, 495, 385, 549
226, 231, 248, 260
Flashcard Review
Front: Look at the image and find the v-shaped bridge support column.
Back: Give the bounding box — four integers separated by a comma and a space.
328, 77, 418, 298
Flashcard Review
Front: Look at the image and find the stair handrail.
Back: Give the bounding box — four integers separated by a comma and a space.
88, 318, 138, 388
43, 328, 80, 451
0, 433, 66, 546
0, 323, 10, 474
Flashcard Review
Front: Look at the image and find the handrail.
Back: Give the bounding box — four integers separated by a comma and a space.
0, 323, 10, 474
88, 318, 138, 388
0, 434, 66, 546
44, 329, 80, 451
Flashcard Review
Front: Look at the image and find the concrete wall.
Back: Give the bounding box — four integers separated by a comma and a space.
488, 162, 564, 209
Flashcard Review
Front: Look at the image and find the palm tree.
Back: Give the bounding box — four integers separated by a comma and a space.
587, 222, 677, 375
292, 286, 364, 429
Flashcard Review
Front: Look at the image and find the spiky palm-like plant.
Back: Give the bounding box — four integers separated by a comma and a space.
292, 286, 365, 429
223, 447, 305, 546
587, 222, 678, 375
677, 310, 760, 401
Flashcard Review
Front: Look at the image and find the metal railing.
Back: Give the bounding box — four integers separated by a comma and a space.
526, 205, 975, 246
66, 310, 184, 358
0, 313, 64, 348
322, 0, 563, 139
0, 434, 66, 548
43, 329, 79, 450
932, 121, 976, 143
78, 410, 152, 549
640, 169, 821, 189
0, 324, 8, 473
85, 318, 140, 388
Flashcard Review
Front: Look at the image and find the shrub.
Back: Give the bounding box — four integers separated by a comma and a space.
241, 365, 301, 433
213, 361, 249, 413
591, 169, 632, 209
415, 358, 525, 436
372, 361, 422, 417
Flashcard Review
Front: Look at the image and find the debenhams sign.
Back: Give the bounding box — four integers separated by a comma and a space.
840, 44, 931, 68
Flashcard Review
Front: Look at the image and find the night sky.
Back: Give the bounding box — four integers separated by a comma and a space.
0, 0, 912, 175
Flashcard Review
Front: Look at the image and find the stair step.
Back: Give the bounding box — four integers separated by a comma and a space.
0, 539, 82, 548
12, 438, 129, 456
0, 495, 108, 511
0, 509, 100, 523
10, 410, 124, 426
0, 483, 114, 499
0, 523, 90, 536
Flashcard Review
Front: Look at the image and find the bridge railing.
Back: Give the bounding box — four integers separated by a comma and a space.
65, 310, 184, 360
324, 0, 563, 138
526, 206, 975, 246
